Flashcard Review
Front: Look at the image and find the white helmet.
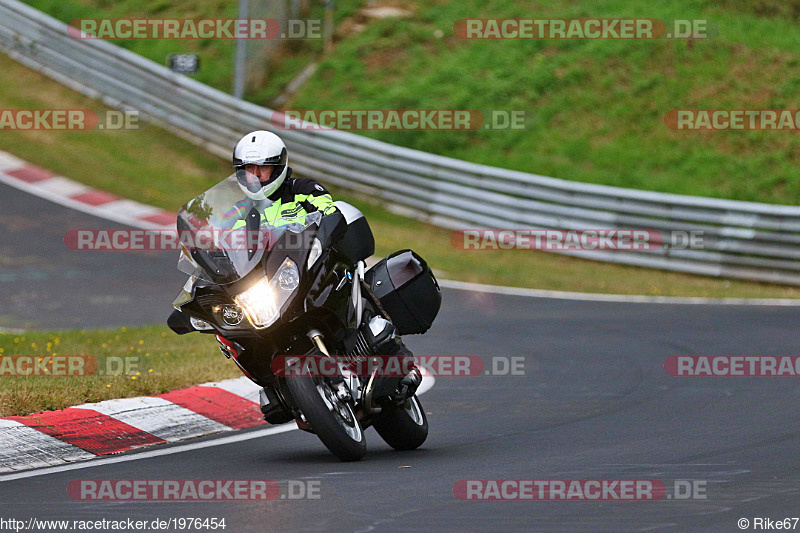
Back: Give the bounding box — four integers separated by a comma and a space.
232, 130, 288, 199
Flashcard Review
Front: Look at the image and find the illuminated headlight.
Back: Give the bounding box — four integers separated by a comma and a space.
236, 258, 299, 328
307, 238, 322, 270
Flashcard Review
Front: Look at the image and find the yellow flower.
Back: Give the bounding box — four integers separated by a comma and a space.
148, 369, 153, 373
106, 384, 111, 388
131, 376, 137, 380
138, 340, 144, 345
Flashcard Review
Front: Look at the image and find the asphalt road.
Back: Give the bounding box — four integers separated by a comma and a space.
0, 182, 184, 330
1, 181, 800, 531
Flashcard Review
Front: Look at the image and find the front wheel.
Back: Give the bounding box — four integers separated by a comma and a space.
286, 371, 366, 462
373, 395, 428, 450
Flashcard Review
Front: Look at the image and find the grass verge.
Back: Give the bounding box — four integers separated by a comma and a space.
276, 0, 800, 204
22, 0, 800, 204
20, 0, 364, 105
0, 56, 798, 299
0, 326, 239, 417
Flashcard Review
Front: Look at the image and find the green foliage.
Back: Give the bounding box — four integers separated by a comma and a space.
23, 0, 800, 203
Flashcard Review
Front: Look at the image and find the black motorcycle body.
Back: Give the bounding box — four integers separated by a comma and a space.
168, 172, 441, 460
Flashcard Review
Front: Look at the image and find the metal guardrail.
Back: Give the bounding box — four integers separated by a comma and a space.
1, 0, 799, 285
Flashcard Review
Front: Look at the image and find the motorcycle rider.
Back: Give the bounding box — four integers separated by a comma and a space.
231, 131, 421, 397
232, 130, 338, 221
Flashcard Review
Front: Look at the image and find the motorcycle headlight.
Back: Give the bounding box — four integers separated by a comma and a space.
236, 258, 299, 328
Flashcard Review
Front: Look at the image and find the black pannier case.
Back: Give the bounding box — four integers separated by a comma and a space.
364, 250, 441, 335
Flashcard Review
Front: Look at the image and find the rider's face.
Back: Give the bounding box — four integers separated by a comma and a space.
245, 164, 276, 183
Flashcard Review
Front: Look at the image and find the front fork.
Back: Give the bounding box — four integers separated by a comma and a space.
306, 329, 365, 407
304, 260, 387, 419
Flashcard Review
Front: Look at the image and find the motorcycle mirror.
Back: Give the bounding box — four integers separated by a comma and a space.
167, 309, 195, 335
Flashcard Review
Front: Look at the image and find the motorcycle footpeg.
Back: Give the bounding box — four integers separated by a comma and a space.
259, 387, 294, 425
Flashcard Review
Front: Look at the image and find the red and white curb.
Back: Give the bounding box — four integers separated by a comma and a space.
0, 377, 264, 473
0, 372, 435, 475
0, 150, 174, 230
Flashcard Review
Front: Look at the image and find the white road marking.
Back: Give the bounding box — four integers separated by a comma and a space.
437, 278, 800, 306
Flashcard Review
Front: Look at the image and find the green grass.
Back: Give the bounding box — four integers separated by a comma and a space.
21, 0, 365, 105
1, 56, 799, 299
21, 0, 800, 203
0, 326, 239, 416
287, 0, 800, 204
0, 53, 232, 207
22, 0, 240, 93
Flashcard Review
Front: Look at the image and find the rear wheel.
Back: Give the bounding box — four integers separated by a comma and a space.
373, 395, 428, 450
286, 359, 366, 461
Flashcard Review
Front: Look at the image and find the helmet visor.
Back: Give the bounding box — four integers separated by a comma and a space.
243, 163, 285, 186
236, 168, 274, 200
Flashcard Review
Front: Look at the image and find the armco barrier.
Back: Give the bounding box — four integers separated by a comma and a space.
1, 0, 798, 284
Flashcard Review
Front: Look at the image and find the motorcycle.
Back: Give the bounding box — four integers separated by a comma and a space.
167, 171, 441, 461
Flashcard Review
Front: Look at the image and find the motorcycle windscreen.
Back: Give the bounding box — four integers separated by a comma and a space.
176, 172, 322, 285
